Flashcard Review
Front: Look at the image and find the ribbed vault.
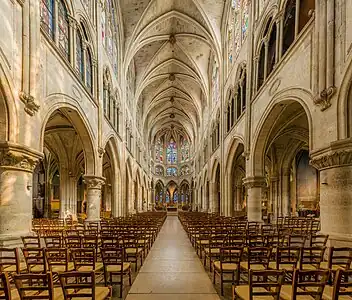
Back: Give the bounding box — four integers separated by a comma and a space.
120, 0, 225, 153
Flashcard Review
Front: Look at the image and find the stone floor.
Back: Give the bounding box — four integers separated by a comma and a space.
125, 216, 221, 300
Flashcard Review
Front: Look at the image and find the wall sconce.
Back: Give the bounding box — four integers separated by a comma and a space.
27, 183, 32, 190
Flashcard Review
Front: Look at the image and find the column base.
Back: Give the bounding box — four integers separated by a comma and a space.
0, 231, 35, 248
319, 231, 352, 247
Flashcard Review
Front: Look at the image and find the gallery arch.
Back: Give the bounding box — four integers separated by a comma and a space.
249, 100, 315, 222
35, 107, 100, 221
226, 142, 246, 216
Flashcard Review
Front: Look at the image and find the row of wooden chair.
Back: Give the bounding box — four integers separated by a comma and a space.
1, 270, 111, 300
232, 268, 352, 300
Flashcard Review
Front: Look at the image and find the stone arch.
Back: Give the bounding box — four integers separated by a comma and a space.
250, 91, 315, 220
102, 136, 122, 217
0, 57, 18, 142
337, 57, 352, 139
40, 104, 96, 175
125, 157, 133, 215
251, 88, 313, 177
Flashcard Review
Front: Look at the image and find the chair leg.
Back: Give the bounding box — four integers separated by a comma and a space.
220, 273, 224, 296
129, 269, 132, 286
213, 269, 216, 284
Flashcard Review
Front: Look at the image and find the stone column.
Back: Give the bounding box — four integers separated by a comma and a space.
243, 176, 267, 222
209, 182, 219, 213
281, 170, 291, 216
310, 140, 352, 245
83, 175, 105, 222
235, 185, 242, 211
0, 145, 41, 247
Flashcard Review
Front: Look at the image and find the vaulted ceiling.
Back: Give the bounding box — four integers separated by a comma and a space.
119, 0, 225, 149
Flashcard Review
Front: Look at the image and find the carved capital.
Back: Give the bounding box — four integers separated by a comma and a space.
310, 139, 352, 170
83, 175, 105, 189
313, 86, 336, 111
0, 142, 42, 172
242, 176, 267, 189
98, 147, 105, 158
19, 92, 40, 116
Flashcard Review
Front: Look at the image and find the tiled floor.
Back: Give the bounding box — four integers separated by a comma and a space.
125, 215, 221, 300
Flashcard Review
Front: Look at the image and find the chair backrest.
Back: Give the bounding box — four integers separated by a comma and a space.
65, 236, 82, 250
274, 246, 300, 270
14, 272, 54, 300
0, 248, 20, 274
247, 247, 272, 269
101, 236, 120, 248
248, 269, 285, 300
58, 271, 96, 300
332, 269, 352, 300
291, 269, 330, 300
44, 235, 62, 248
328, 247, 352, 270
310, 234, 329, 247
22, 248, 46, 274
71, 248, 96, 271
0, 272, 11, 300
247, 234, 265, 247
220, 246, 243, 267
101, 248, 124, 274
44, 248, 70, 272
21, 236, 41, 248
224, 233, 245, 247
299, 246, 326, 270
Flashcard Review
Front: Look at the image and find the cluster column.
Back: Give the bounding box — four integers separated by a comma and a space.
310, 140, 352, 245
0, 145, 42, 247
243, 176, 267, 222
83, 175, 105, 222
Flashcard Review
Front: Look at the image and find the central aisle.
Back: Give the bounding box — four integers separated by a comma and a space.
126, 215, 220, 300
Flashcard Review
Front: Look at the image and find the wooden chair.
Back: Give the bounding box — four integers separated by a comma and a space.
21, 236, 41, 248
309, 234, 329, 248
82, 236, 99, 260
269, 246, 300, 274
213, 246, 243, 296
13, 272, 54, 300
0, 272, 11, 300
101, 248, 132, 298
0, 248, 26, 274
22, 248, 47, 274
58, 271, 111, 300
64, 236, 81, 251
44, 235, 63, 248
299, 246, 326, 270
122, 235, 144, 272
233, 269, 285, 300
240, 247, 272, 273
331, 269, 352, 300
71, 248, 103, 272
204, 234, 223, 271
320, 247, 352, 272
280, 269, 330, 300
44, 248, 75, 274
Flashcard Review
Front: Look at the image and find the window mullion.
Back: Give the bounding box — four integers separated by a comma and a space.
54, 0, 59, 44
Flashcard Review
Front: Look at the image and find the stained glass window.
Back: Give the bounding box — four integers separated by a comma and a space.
41, 0, 55, 38
155, 138, 163, 163
166, 167, 177, 177
228, 0, 250, 65
58, 1, 69, 59
166, 191, 170, 203
173, 191, 178, 203
76, 31, 84, 80
102, 0, 118, 75
86, 49, 93, 92
167, 138, 177, 164
181, 138, 190, 162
